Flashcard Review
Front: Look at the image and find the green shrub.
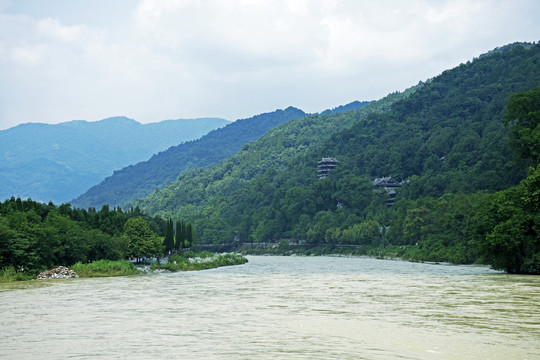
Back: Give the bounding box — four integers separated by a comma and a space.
71, 260, 139, 277
0, 267, 32, 282
153, 252, 248, 272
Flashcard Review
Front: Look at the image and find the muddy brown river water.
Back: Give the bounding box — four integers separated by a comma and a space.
1, 256, 539, 359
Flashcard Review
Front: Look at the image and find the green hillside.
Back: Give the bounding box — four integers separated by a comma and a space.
133, 42, 540, 273
132, 87, 420, 217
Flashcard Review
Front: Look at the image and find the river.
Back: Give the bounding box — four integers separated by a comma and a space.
1, 256, 539, 359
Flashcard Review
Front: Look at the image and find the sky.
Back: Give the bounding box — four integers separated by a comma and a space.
0, 0, 539, 130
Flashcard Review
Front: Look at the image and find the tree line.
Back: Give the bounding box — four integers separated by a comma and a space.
162, 219, 194, 253
0, 199, 196, 274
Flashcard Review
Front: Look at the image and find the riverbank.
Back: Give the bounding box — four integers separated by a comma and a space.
0, 252, 249, 283
151, 251, 248, 272
72, 260, 140, 277
230, 242, 403, 258
0, 260, 140, 283
233, 242, 483, 266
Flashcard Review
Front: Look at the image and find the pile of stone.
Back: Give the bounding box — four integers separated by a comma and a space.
37, 266, 79, 280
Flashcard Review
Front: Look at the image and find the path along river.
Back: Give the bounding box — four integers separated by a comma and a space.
1, 256, 539, 359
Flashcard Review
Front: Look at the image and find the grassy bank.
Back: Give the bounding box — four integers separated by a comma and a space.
0, 267, 35, 282
152, 251, 248, 272
71, 260, 140, 277
1, 253, 248, 283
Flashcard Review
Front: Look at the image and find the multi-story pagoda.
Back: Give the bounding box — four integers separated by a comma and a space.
317, 158, 339, 179
372, 176, 402, 188
373, 176, 402, 206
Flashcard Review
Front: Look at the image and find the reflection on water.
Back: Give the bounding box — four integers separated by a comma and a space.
1, 256, 539, 359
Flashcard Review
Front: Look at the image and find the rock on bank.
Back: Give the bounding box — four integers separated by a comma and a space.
37, 266, 79, 280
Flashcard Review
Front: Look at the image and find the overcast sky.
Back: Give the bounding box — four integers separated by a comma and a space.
0, 0, 539, 130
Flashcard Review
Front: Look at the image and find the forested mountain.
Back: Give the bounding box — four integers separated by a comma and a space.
0, 117, 228, 203
131, 86, 419, 217
132, 42, 539, 272
71, 101, 372, 210
71, 107, 307, 209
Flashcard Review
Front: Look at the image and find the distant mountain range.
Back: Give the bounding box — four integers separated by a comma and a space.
0, 117, 229, 203
71, 107, 307, 209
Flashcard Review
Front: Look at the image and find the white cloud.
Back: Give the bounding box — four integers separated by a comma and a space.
36, 17, 85, 43
0, 0, 539, 129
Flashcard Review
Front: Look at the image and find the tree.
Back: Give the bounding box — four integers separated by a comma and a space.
163, 219, 175, 253
341, 220, 380, 245
475, 89, 540, 273
175, 221, 183, 250
123, 217, 162, 262
475, 186, 532, 273
402, 206, 431, 245
324, 227, 341, 245
44, 212, 89, 266
186, 223, 194, 248
504, 88, 540, 165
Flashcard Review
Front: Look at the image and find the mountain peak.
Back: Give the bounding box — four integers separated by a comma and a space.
71, 107, 309, 208
0, 117, 229, 203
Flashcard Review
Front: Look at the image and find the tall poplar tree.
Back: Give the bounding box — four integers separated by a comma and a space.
186, 223, 193, 248
175, 221, 183, 250
163, 219, 174, 253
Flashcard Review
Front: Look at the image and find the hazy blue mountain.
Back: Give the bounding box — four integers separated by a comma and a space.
71, 107, 307, 209
0, 117, 229, 203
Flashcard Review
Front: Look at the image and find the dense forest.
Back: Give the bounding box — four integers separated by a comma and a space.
0, 198, 177, 273
132, 42, 539, 274
130, 86, 419, 217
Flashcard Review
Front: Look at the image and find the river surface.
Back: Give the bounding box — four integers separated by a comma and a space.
1, 256, 539, 359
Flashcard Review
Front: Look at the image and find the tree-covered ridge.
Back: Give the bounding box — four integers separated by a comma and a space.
132, 43, 539, 273
131, 86, 419, 217
71, 107, 307, 209
0, 116, 228, 203
320, 100, 371, 115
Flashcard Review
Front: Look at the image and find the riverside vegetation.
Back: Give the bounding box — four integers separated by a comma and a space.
0, 199, 247, 282
69, 252, 247, 278
152, 251, 248, 272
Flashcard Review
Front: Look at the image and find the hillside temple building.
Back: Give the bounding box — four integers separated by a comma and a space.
372, 176, 403, 206
317, 158, 339, 179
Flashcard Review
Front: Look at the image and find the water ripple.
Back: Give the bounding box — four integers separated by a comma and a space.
1, 256, 538, 359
